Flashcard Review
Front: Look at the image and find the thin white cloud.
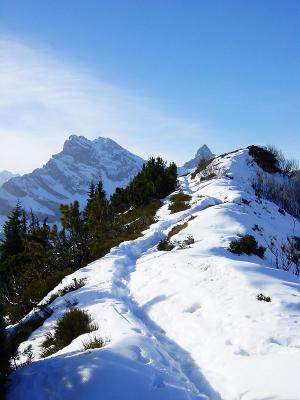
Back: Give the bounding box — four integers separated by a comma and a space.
0, 36, 208, 173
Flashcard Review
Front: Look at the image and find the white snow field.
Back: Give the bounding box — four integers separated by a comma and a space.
7, 149, 300, 400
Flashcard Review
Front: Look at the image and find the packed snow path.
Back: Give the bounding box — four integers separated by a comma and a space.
8, 149, 300, 400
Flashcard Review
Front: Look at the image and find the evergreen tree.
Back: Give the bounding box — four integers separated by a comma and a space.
0, 202, 27, 260
60, 200, 90, 268
85, 181, 112, 256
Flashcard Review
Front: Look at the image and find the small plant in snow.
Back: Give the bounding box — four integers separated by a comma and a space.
229, 235, 265, 258
40, 308, 97, 358
157, 238, 175, 251
178, 235, 195, 249
257, 293, 272, 302
82, 335, 107, 351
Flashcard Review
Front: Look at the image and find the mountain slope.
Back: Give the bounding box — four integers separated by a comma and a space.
0, 135, 144, 226
0, 170, 19, 187
7, 148, 300, 400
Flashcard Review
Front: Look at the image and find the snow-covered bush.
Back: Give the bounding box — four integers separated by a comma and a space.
229, 235, 265, 258
40, 308, 97, 357
178, 235, 195, 249
265, 235, 300, 275
252, 171, 300, 220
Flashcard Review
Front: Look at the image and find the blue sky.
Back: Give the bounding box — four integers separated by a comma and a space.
0, 0, 299, 173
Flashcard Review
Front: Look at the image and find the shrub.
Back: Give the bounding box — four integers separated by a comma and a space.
229, 235, 265, 258
178, 235, 195, 249
248, 145, 281, 174
257, 293, 271, 302
43, 277, 87, 307
249, 145, 299, 176
157, 238, 175, 251
40, 308, 97, 357
4, 308, 52, 372
168, 192, 191, 214
83, 335, 106, 351
167, 222, 188, 239
168, 202, 191, 214
170, 192, 191, 203
252, 171, 300, 219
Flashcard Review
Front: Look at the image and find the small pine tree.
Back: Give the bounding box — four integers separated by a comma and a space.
0, 202, 27, 260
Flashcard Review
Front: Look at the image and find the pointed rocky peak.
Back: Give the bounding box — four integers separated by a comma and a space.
183, 144, 215, 170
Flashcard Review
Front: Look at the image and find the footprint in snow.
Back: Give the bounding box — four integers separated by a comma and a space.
184, 303, 201, 314
152, 374, 165, 389
129, 345, 151, 365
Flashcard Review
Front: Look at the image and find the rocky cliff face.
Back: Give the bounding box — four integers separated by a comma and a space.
0, 135, 145, 224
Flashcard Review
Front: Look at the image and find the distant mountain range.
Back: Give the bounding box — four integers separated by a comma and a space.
0, 170, 19, 187
0, 135, 144, 226
0, 136, 213, 227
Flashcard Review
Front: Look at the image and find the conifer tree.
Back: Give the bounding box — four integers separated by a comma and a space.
0, 202, 27, 260
60, 200, 90, 268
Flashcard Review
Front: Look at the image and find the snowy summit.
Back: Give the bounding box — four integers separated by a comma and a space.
7, 147, 300, 400
0, 135, 145, 226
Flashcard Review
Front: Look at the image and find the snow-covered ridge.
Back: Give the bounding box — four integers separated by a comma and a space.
0, 135, 145, 226
8, 148, 300, 400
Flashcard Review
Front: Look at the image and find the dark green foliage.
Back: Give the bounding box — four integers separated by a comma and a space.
0, 202, 26, 260
157, 238, 175, 251
83, 335, 106, 351
169, 192, 191, 203
248, 145, 281, 174
0, 306, 9, 400
60, 200, 90, 269
40, 308, 97, 357
111, 157, 177, 210
229, 234, 265, 258
257, 293, 271, 302
168, 192, 191, 214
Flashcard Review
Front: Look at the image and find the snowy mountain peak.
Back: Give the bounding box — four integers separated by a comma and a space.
0, 135, 145, 226
183, 144, 214, 170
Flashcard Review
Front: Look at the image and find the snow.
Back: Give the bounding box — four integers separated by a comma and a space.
0, 135, 145, 227
7, 148, 300, 399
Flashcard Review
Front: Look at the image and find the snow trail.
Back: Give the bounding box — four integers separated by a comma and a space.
8, 148, 300, 400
